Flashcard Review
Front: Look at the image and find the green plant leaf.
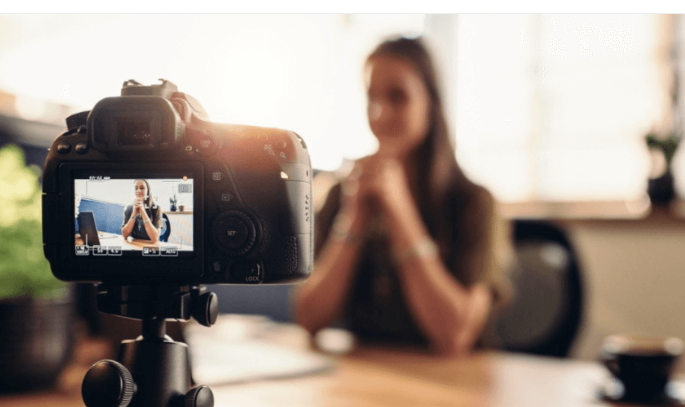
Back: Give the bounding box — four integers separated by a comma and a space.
0, 144, 64, 300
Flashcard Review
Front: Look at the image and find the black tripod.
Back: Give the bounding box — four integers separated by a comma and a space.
81, 284, 219, 407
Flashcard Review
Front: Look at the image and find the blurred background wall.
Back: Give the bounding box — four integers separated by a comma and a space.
3, 14, 685, 365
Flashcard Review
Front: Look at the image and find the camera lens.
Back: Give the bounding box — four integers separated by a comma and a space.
118, 120, 153, 146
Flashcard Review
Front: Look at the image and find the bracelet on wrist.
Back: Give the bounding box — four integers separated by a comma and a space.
393, 236, 439, 265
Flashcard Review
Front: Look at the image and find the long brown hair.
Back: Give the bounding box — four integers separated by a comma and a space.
366, 37, 476, 250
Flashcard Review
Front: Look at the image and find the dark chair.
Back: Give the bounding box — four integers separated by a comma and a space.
492, 219, 584, 358
160, 213, 171, 242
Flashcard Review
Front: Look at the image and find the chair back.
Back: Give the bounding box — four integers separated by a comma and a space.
493, 219, 584, 358
160, 213, 171, 243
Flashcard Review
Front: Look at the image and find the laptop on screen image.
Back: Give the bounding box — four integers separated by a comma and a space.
77, 211, 101, 247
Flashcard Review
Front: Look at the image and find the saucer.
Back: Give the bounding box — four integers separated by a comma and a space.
598, 379, 684, 406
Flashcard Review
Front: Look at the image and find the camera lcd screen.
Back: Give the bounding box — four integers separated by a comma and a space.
73, 175, 195, 259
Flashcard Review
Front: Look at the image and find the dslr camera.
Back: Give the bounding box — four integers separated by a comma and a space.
42, 79, 313, 286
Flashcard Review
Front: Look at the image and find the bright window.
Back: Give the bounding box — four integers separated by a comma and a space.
452, 14, 670, 202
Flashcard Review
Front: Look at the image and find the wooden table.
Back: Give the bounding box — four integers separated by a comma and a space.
0, 322, 656, 407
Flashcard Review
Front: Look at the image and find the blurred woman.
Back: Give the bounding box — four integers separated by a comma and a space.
122, 179, 163, 243
295, 37, 512, 356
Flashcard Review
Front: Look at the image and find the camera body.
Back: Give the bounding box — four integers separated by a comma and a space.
42, 80, 313, 285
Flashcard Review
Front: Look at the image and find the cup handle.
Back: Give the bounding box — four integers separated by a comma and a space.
602, 354, 620, 377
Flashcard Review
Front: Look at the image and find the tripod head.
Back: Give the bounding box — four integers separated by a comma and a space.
96, 284, 219, 326
82, 284, 219, 407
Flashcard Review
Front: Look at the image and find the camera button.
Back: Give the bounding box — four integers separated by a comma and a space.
211, 171, 223, 182
219, 192, 233, 204
210, 260, 224, 273
221, 218, 248, 249
214, 211, 257, 256
57, 142, 71, 154
231, 263, 261, 282
198, 135, 215, 151
75, 142, 89, 154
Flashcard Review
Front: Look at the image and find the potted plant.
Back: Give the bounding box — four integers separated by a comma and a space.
645, 132, 679, 205
0, 144, 74, 391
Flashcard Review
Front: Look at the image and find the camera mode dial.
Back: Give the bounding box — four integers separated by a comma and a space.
66, 111, 90, 132
213, 211, 257, 256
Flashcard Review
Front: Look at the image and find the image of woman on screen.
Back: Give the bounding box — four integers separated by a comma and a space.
122, 179, 163, 243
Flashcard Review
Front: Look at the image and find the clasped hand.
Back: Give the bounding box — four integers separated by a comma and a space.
132, 198, 145, 218
341, 151, 412, 219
